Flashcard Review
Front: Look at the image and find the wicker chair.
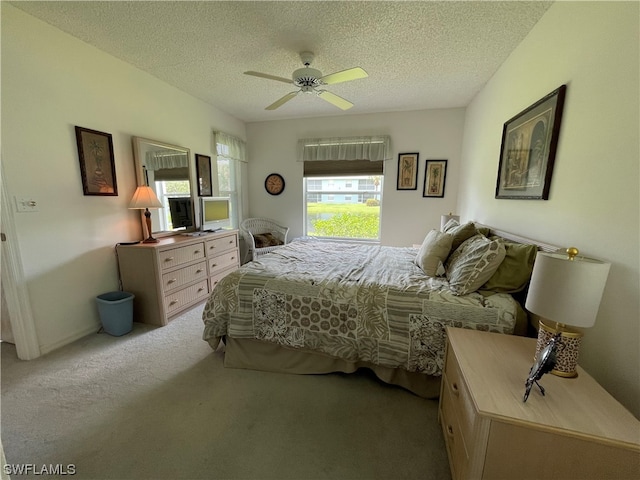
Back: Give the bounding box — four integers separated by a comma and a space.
240, 218, 290, 261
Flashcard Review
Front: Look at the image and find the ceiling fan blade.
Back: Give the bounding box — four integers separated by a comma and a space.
244, 71, 293, 84
317, 90, 354, 110
320, 67, 368, 85
265, 91, 299, 110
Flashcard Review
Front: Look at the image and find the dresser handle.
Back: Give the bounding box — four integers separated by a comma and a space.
169, 300, 178, 306
230, 256, 235, 260
167, 279, 177, 284
196, 269, 203, 273
198, 287, 204, 292
446, 425, 454, 437
194, 250, 201, 254
165, 257, 174, 262
209, 245, 216, 249
211, 263, 217, 268
452, 383, 460, 396
228, 240, 233, 244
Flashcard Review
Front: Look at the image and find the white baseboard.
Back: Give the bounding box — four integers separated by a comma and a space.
39, 322, 101, 356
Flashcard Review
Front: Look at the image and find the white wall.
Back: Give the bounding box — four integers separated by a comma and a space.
1, 5, 245, 354
246, 108, 465, 246
458, 2, 639, 416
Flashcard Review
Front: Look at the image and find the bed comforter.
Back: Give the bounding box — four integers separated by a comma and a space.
202, 240, 518, 376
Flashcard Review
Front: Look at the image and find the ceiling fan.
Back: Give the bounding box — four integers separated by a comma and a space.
244, 51, 368, 111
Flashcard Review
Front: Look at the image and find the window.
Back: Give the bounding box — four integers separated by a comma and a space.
304, 175, 383, 241
214, 132, 246, 229
300, 136, 388, 241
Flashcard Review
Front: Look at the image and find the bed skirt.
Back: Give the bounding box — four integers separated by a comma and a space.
209, 336, 442, 399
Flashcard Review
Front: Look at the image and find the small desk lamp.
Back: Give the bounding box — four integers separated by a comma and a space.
525, 247, 610, 377
129, 186, 163, 243
440, 213, 460, 230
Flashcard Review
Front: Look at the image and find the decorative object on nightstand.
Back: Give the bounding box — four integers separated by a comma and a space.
523, 332, 563, 402
129, 186, 163, 243
440, 212, 460, 230
525, 247, 611, 377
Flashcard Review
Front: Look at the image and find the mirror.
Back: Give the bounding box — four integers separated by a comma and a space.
132, 137, 195, 236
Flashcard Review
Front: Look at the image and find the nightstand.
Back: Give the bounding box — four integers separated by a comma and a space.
439, 327, 640, 480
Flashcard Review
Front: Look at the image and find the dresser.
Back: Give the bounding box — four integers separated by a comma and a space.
439, 327, 640, 480
116, 230, 239, 326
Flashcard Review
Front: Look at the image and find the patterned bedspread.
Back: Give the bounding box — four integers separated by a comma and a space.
202, 240, 518, 375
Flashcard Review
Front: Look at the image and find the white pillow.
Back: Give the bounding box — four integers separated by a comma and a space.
415, 230, 453, 277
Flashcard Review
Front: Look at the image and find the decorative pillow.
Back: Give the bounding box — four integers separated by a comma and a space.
443, 220, 477, 252
481, 239, 537, 294
445, 234, 506, 295
415, 230, 453, 277
253, 232, 284, 248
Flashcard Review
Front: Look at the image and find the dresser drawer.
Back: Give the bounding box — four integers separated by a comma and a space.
205, 234, 237, 255
208, 250, 239, 275
209, 265, 237, 291
161, 261, 207, 293
159, 242, 205, 270
441, 379, 469, 480
444, 346, 476, 446
165, 280, 209, 315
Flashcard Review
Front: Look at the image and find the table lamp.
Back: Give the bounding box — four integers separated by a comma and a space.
129, 185, 163, 243
440, 213, 460, 230
525, 247, 610, 377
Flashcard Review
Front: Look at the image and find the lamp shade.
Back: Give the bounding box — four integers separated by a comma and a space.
440, 213, 460, 230
128, 186, 162, 209
525, 251, 610, 329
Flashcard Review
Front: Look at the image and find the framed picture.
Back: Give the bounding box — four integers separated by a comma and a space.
74, 126, 117, 196
195, 153, 213, 196
397, 152, 419, 190
423, 160, 448, 198
496, 85, 567, 200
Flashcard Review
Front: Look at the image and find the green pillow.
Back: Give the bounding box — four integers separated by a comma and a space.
481, 240, 537, 294
443, 220, 477, 252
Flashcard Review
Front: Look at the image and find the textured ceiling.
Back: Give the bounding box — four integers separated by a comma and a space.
10, 1, 553, 123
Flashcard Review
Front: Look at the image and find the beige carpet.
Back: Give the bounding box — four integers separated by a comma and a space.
1, 304, 450, 480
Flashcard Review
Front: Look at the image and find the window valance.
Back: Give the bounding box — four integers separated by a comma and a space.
297, 135, 391, 162
145, 151, 188, 171
214, 131, 247, 163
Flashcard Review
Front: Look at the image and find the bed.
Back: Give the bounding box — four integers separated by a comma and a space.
202, 221, 557, 397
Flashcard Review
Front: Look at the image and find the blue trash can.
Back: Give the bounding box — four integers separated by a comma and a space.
96, 291, 135, 336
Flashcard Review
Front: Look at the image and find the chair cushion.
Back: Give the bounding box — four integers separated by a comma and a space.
254, 232, 284, 248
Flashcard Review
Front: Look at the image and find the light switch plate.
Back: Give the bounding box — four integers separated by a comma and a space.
15, 196, 39, 213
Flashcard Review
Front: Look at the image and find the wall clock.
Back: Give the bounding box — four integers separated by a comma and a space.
264, 173, 285, 195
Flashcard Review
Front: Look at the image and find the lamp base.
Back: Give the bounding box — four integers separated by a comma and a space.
142, 236, 159, 244
535, 319, 583, 378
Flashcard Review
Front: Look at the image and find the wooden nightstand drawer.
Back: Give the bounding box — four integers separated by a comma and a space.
159, 242, 205, 270
444, 347, 477, 446
441, 376, 469, 480
165, 280, 209, 315
161, 261, 207, 292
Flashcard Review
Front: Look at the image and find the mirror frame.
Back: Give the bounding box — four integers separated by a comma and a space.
131, 136, 195, 238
